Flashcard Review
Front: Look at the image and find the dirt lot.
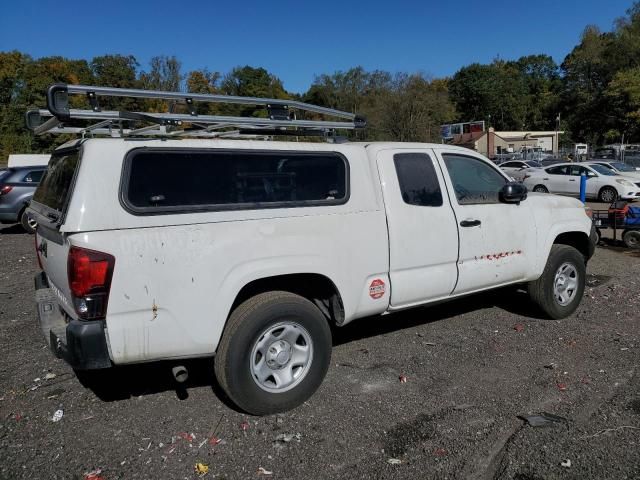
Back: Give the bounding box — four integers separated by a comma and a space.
0, 224, 639, 480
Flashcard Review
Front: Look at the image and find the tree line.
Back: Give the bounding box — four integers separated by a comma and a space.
1, 2, 640, 162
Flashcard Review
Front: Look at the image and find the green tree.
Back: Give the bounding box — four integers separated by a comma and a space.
219, 66, 289, 116
90, 54, 138, 87
0, 51, 32, 161
605, 67, 640, 140
560, 26, 614, 144
449, 61, 528, 130
185, 69, 221, 115
139, 55, 182, 91
515, 54, 561, 130
377, 74, 456, 142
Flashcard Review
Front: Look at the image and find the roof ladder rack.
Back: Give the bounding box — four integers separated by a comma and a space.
26, 84, 366, 140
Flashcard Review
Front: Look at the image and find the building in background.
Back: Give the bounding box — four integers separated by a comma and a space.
445, 127, 564, 159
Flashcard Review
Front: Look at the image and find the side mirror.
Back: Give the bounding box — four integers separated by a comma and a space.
500, 182, 528, 204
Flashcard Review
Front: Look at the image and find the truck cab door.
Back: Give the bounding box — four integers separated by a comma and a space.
375, 149, 459, 307
434, 150, 536, 294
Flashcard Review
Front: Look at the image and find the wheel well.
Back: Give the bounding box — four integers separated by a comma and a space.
231, 273, 345, 325
533, 184, 548, 191
554, 232, 590, 259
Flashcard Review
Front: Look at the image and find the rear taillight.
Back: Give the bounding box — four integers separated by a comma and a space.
0, 185, 12, 196
68, 246, 115, 320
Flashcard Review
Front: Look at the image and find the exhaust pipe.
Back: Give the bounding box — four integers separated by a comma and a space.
172, 365, 188, 383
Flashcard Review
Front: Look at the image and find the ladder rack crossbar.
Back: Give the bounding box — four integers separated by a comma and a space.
26, 83, 366, 139
60, 108, 357, 129
63, 84, 356, 120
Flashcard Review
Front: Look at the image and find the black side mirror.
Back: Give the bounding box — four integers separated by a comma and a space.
500, 182, 527, 204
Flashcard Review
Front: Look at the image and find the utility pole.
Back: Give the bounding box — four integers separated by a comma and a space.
555, 113, 560, 157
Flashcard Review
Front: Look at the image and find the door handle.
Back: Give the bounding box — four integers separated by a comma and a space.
460, 219, 481, 227
569, 179, 576, 182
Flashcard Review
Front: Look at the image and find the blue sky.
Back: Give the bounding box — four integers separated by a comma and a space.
0, 0, 634, 93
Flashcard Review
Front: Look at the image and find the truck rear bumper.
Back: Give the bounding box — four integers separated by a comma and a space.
35, 272, 111, 370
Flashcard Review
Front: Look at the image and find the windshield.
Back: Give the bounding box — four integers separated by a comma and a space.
611, 162, 637, 172
525, 161, 542, 168
32, 150, 80, 212
589, 164, 617, 176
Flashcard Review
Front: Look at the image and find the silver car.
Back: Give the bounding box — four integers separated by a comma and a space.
0, 166, 46, 233
499, 160, 543, 182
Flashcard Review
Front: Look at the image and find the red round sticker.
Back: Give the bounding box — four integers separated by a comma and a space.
369, 279, 386, 299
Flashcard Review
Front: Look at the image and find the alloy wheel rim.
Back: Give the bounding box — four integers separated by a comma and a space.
553, 262, 579, 306
250, 321, 313, 393
601, 189, 615, 202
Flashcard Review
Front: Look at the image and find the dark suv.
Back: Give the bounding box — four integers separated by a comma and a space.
0, 166, 46, 233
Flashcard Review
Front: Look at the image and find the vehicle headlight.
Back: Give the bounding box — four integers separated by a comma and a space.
615, 179, 635, 187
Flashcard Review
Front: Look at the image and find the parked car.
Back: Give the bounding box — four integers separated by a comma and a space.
30, 84, 597, 415
584, 161, 640, 182
498, 160, 543, 181
0, 165, 46, 233
523, 162, 640, 202
540, 158, 563, 167
591, 147, 617, 160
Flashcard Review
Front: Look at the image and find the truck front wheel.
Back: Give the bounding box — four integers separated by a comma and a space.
527, 245, 586, 319
214, 291, 332, 415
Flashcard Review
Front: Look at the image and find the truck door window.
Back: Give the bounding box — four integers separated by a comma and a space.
393, 153, 442, 207
442, 153, 507, 205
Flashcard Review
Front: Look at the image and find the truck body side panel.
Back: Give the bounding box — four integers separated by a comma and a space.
60, 139, 389, 364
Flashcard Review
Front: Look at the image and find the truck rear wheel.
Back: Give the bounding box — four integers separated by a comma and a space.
214, 291, 332, 415
527, 244, 586, 319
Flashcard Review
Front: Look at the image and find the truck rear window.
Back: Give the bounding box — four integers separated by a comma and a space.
32, 151, 80, 212
123, 148, 348, 213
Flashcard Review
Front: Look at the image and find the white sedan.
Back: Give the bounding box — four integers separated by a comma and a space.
523, 162, 640, 202
585, 161, 640, 182
498, 160, 543, 181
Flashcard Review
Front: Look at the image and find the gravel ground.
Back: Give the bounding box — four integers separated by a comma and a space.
0, 223, 639, 480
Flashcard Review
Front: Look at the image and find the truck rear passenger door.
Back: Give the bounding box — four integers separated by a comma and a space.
376, 149, 459, 307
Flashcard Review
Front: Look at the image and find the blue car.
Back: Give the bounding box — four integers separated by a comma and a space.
0, 166, 47, 233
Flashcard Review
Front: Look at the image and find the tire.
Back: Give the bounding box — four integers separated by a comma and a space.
533, 185, 548, 193
598, 186, 618, 203
214, 291, 332, 415
623, 230, 640, 249
527, 244, 586, 319
19, 208, 37, 234
595, 228, 602, 244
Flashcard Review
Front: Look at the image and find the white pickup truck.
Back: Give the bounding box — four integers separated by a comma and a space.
28, 85, 596, 415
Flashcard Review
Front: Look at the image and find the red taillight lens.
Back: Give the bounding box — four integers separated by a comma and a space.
0, 185, 13, 196
68, 246, 115, 320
